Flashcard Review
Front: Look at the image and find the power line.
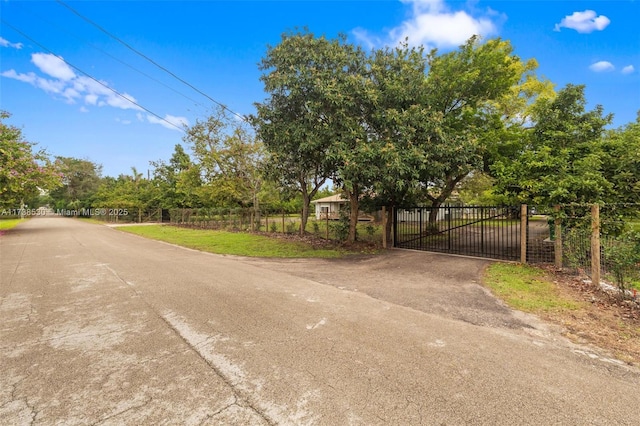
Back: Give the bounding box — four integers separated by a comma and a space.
11, 0, 205, 110
55, 0, 248, 122
1, 19, 185, 132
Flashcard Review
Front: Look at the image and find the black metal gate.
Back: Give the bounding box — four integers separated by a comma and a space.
393, 206, 522, 261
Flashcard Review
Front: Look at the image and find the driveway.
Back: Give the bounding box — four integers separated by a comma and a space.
243, 251, 532, 329
1, 217, 639, 425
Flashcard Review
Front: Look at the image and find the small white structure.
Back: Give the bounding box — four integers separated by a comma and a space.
310, 194, 376, 221
310, 194, 346, 220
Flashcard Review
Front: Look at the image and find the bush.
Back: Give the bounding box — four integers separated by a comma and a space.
286, 222, 297, 234
604, 231, 640, 293
270, 222, 278, 233
330, 213, 350, 242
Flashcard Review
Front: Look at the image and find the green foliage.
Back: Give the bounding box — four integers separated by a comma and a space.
49, 157, 102, 210
0, 111, 62, 208
458, 172, 514, 206
600, 115, 640, 206
253, 30, 358, 235
254, 33, 537, 243
151, 144, 202, 208
365, 223, 376, 237
184, 107, 263, 209
492, 84, 613, 205
604, 231, 640, 293
330, 212, 351, 242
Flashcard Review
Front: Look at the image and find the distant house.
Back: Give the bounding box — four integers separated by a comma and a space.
310, 194, 375, 221
310, 194, 345, 220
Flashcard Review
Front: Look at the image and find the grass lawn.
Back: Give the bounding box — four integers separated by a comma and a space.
630, 221, 640, 232
117, 225, 350, 258
483, 262, 583, 312
0, 218, 26, 231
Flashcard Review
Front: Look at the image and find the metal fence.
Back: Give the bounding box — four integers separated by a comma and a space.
394, 206, 522, 261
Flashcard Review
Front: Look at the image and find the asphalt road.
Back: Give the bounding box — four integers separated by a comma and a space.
1, 217, 639, 425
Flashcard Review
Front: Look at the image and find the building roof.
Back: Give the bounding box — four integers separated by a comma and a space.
310, 194, 346, 204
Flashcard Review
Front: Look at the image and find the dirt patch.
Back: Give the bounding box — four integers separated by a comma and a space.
536, 266, 640, 365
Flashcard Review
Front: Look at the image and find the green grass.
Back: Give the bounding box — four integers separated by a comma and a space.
0, 218, 26, 231
483, 263, 583, 312
629, 221, 640, 232
117, 225, 349, 258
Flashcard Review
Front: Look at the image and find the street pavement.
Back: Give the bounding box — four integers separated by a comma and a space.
1, 216, 639, 425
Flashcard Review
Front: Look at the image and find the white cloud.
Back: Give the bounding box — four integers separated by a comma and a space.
85, 94, 99, 105
0, 37, 23, 49
2, 51, 183, 130
31, 53, 76, 81
2, 69, 67, 97
589, 61, 615, 72
116, 117, 132, 125
1, 69, 37, 84
102, 92, 143, 111
554, 10, 610, 33
354, 0, 500, 49
146, 114, 189, 131
621, 65, 635, 75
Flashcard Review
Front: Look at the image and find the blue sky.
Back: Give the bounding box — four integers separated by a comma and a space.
1, 0, 638, 178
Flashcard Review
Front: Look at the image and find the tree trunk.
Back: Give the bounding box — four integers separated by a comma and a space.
384, 206, 393, 246
300, 192, 311, 236
427, 201, 442, 234
347, 187, 359, 244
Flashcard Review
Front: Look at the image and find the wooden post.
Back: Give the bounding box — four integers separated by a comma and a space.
266, 212, 269, 232
591, 204, 601, 287
520, 204, 528, 263
282, 210, 285, 234
554, 205, 563, 269
382, 206, 387, 249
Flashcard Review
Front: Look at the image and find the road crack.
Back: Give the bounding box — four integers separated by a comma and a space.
159, 311, 275, 426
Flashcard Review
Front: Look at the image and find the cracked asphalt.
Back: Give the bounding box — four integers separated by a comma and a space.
1, 217, 640, 425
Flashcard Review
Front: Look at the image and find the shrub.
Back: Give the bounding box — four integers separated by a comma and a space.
604, 231, 640, 294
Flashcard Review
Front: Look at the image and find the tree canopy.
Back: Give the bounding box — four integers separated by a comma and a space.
491, 84, 613, 205
254, 32, 544, 241
0, 111, 61, 209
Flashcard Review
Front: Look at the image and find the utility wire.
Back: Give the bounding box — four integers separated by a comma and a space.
2, 19, 185, 132
11, 0, 205, 110
55, 0, 248, 122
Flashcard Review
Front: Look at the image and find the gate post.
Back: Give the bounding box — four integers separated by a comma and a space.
554, 205, 563, 269
591, 204, 601, 286
520, 204, 528, 263
393, 207, 397, 248
382, 206, 387, 249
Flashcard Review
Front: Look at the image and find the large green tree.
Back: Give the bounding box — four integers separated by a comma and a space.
600, 113, 640, 205
184, 107, 264, 214
492, 84, 613, 205
0, 111, 61, 209
49, 156, 102, 210
253, 31, 342, 234
416, 37, 529, 229
151, 144, 202, 208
